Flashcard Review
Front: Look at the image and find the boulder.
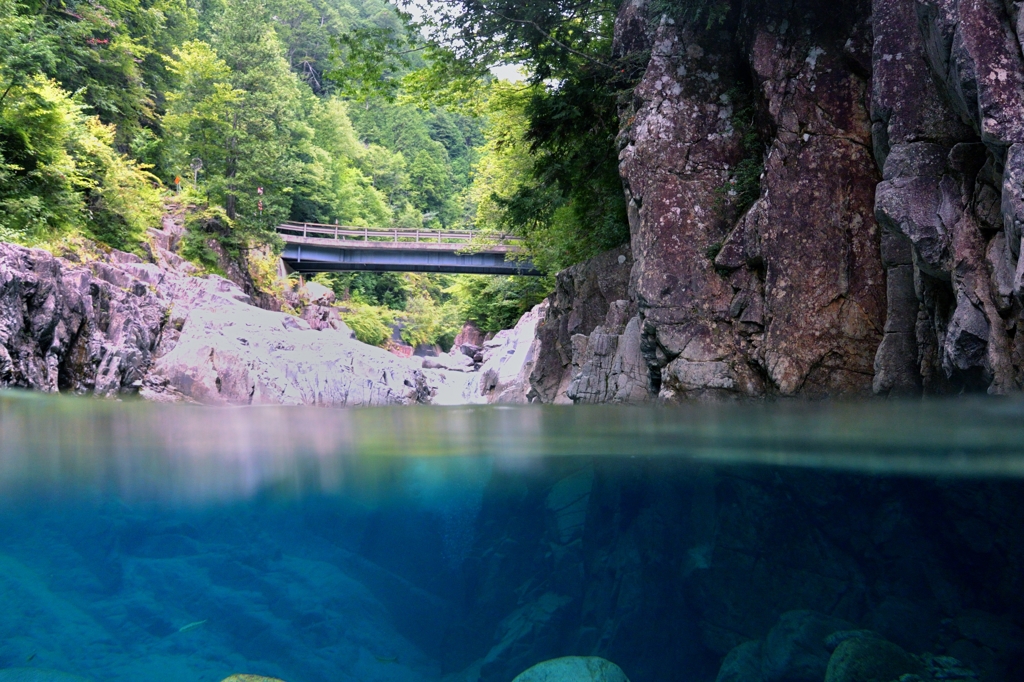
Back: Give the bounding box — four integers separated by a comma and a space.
149, 299, 427, 407
511, 657, 630, 682
454, 321, 486, 348
762, 611, 856, 682
0, 243, 166, 397
824, 637, 922, 682
715, 640, 764, 682
479, 301, 548, 403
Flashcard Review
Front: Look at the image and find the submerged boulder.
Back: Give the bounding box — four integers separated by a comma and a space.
824, 637, 922, 682
762, 611, 856, 682
715, 640, 764, 682
511, 657, 630, 682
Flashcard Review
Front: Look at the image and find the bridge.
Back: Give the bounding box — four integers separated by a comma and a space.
277, 222, 543, 276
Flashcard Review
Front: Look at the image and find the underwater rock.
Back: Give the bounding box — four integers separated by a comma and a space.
824, 630, 886, 653
824, 637, 922, 682
761, 610, 856, 682
714, 640, 764, 682
920, 654, 980, 681
511, 656, 630, 682
478, 591, 575, 682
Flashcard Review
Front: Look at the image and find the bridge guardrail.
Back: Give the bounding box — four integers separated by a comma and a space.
277, 221, 522, 247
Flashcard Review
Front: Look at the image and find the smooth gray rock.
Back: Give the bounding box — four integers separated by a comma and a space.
511, 657, 630, 682
567, 316, 652, 404
149, 297, 427, 407
478, 301, 548, 404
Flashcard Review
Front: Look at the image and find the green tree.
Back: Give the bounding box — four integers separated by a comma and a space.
339, 0, 636, 268
447, 274, 553, 333
0, 75, 160, 247
162, 40, 241, 190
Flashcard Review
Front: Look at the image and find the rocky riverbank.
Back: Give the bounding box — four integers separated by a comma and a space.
0, 236, 547, 407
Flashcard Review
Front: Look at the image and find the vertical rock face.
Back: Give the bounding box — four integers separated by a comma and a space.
872, 0, 1024, 394
616, 0, 885, 400
549, 0, 1024, 400
529, 245, 642, 403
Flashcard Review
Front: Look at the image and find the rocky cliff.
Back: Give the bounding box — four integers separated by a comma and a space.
535, 0, 1024, 401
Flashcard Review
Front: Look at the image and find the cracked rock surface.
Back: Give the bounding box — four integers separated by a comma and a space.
0, 241, 437, 407
532, 0, 1024, 401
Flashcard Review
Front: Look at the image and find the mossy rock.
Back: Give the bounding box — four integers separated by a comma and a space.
825, 638, 923, 682
220, 676, 287, 682
512, 657, 630, 682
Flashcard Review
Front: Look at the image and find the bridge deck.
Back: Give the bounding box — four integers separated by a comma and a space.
277, 223, 542, 276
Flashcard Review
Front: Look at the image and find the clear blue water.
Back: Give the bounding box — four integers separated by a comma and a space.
0, 393, 1022, 682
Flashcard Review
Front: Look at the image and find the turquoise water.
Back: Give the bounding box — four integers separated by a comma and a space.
0, 393, 1022, 682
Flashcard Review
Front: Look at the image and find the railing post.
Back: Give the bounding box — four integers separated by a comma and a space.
394, 228, 398, 244
416, 228, 419, 243
364, 227, 367, 241
303, 223, 307, 239
334, 225, 338, 240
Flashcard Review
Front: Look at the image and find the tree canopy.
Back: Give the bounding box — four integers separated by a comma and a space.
1, 0, 654, 341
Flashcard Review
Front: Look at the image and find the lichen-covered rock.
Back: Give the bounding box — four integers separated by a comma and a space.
870, 0, 1024, 395
614, 0, 885, 400
824, 637, 922, 682
511, 656, 630, 682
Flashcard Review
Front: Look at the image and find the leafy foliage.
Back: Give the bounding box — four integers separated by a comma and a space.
447, 274, 554, 333
350, 0, 639, 271
338, 299, 395, 346
0, 73, 160, 248
3, 0, 561, 337
649, 0, 732, 28
719, 85, 767, 218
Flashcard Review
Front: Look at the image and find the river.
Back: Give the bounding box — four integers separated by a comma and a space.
0, 393, 1020, 682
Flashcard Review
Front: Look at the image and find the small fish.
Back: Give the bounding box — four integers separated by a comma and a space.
374, 655, 399, 664
25, 653, 35, 663
178, 619, 208, 633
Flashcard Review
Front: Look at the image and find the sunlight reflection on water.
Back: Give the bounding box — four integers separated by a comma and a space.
1, 391, 1023, 503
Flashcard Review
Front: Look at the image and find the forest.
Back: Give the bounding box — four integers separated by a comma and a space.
0, 0, 635, 348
